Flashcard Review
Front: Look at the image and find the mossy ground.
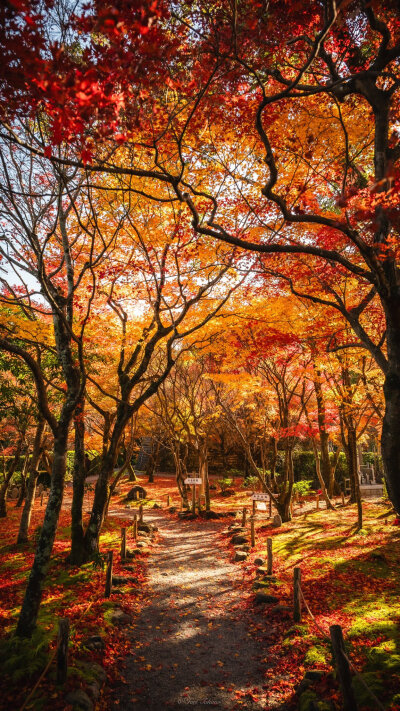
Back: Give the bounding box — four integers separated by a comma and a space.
0, 475, 164, 711
240, 498, 400, 710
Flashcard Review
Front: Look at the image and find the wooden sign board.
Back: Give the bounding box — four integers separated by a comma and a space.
256, 501, 267, 511
185, 477, 202, 485
252, 493, 270, 501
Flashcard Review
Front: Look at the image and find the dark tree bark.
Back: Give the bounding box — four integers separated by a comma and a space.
16, 415, 71, 637
381, 314, 400, 514
313, 365, 334, 496
0, 437, 24, 518
69, 398, 86, 565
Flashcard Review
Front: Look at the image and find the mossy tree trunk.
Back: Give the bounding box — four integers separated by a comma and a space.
16, 414, 71, 637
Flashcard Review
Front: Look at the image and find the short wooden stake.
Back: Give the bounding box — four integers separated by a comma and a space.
40, 492, 44, 506
56, 618, 69, 685
341, 490, 345, 506
267, 537, 273, 575
105, 550, 113, 598
250, 519, 255, 547
269, 496, 272, 517
330, 624, 358, 711
120, 528, 126, 560
252, 499, 256, 515
133, 514, 138, 540
316, 494, 320, 510
139, 504, 144, 523
167, 494, 170, 507
293, 567, 301, 622
241, 507, 247, 527
192, 484, 196, 515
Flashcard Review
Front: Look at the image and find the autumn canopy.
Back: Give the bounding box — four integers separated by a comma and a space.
0, 0, 399, 659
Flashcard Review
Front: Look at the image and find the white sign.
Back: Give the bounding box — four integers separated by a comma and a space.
252, 493, 270, 501
185, 477, 202, 485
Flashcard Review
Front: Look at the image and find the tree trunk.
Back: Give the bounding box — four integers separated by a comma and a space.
83, 419, 123, 558
173, 446, 188, 507
313, 366, 334, 496
16, 421, 69, 637
17, 420, 45, 545
348, 426, 363, 530
16, 468, 27, 508
199, 441, 210, 511
0, 438, 24, 518
269, 436, 277, 481
275, 445, 294, 523
381, 317, 400, 515
313, 443, 335, 510
69, 399, 86, 565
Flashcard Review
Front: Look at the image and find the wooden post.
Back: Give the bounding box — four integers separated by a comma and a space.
133, 514, 138, 540
56, 618, 69, 685
139, 504, 143, 523
252, 499, 256, 515
167, 494, 170, 507
267, 537, 273, 575
316, 494, 320, 510
192, 484, 196, 514
250, 519, 255, 547
105, 550, 113, 598
241, 507, 247, 527
120, 528, 126, 560
293, 567, 301, 622
40, 492, 44, 506
269, 496, 272, 517
330, 625, 358, 711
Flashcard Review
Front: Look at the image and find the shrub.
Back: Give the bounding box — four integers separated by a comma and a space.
218, 477, 233, 492
242, 476, 259, 489
293, 480, 313, 496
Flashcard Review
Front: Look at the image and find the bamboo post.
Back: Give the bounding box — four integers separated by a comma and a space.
56, 618, 69, 685
139, 503, 143, 523
133, 514, 138, 540
267, 537, 273, 575
293, 567, 301, 622
241, 507, 247, 527
192, 484, 196, 514
105, 551, 113, 598
120, 528, 126, 560
330, 625, 358, 711
250, 519, 255, 547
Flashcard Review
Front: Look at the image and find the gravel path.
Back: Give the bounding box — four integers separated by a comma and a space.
110, 510, 274, 710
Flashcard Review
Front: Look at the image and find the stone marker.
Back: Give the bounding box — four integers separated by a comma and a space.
272, 514, 282, 527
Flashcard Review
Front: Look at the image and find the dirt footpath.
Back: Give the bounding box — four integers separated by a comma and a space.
110, 510, 284, 711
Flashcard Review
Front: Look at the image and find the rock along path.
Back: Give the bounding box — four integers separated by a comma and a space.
110, 510, 276, 711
